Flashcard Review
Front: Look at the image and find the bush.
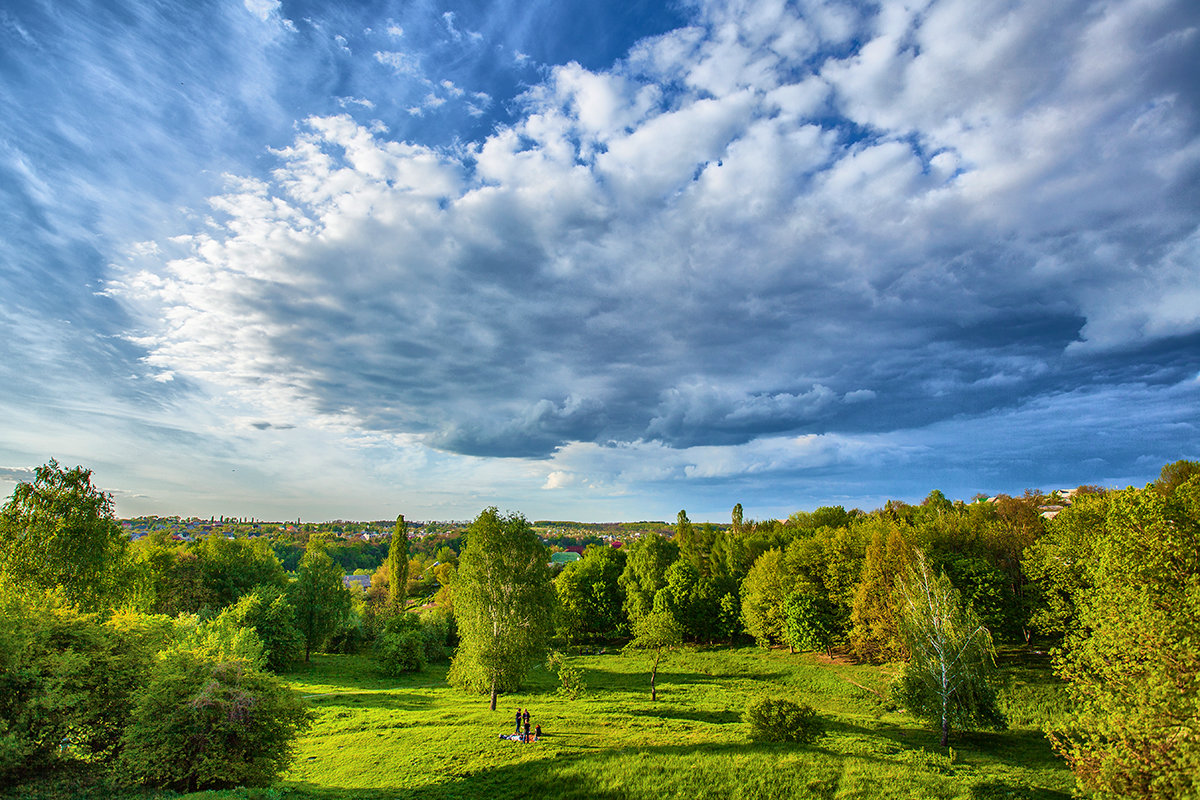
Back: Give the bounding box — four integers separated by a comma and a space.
117, 649, 312, 792
375, 614, 426, 676
744, 696, 824, 743
215, 586, 303, 672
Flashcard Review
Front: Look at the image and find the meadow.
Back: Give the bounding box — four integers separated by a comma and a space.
15, 645, 1073, 800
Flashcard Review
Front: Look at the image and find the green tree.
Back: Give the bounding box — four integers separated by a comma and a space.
894, 550, 1004, 746
554, 544, 626, 642
783, 589, 835, 655
117, 650, 312, 792
291, 536, 351, 662
196, 533, 287, 610
625, 610, 683, 701
1049, 478, 1200, 799
0, 460, 128, 610
849, 524, 911, 662
214, 586, 302, 672
387, 514, 409, 612
447, 508, 554, 711
740, 548, 799, 648
618, 533, 679, 622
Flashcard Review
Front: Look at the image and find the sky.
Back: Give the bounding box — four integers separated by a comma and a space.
1, 0, 1198, 523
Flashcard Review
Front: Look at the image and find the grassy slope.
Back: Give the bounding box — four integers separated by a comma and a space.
277, 646, 1069, 800
6, 646, 1073, 800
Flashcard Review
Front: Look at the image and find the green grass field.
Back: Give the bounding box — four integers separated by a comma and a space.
9, 646, 1074, 800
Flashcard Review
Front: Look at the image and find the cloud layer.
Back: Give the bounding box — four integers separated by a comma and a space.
2, 0, 1198, 518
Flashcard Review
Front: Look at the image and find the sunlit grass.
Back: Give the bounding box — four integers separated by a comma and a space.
5, 646, 1074, 800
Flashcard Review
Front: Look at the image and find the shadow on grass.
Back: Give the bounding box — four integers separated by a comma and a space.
626, 707, 741, 725
305, 690, 433, 712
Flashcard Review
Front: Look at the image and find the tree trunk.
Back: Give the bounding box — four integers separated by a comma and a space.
490, 677, 498, 711
941, 716, 949, 747
651, 648, 661, 701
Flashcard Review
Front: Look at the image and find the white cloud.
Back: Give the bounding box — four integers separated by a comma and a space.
111, 0, 1200, 493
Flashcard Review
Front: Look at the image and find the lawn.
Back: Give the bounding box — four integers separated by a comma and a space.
6, 646, 1074, 800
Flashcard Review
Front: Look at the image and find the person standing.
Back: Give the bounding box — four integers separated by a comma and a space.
524, 719, 531, 743
515, 708, 522, 733
522, 708, 530, 729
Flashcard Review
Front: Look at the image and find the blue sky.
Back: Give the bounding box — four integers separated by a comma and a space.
1, 0, 1198, 522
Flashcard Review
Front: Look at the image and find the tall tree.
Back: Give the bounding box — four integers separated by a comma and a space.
291, 536, 350, 662
740, 548, 800, 648
731, 503, 744, 535
386, 514, 409, 612
894, 550, 1004, 746
0, 460, 128, 610
849, 523, 911, 662
1049, 478, 1200, 799
448, 508, 554, 711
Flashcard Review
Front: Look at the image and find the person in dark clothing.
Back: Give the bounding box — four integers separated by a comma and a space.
522, 709, 530, 728
534, 724, 542, 741
515, 709, 522, 733
523, 720, 530, 743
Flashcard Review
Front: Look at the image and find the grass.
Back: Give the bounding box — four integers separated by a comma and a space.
4, 646, 1074, 800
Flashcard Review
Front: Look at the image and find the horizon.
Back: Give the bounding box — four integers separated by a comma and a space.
2, 0, 1198, 522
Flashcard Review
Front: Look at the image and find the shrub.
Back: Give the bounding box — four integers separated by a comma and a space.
546, 651, 586, 699
215, 586, 303, 672
375, 614, 428, 676
117, 649, 312, 792
744, 696, 824, 743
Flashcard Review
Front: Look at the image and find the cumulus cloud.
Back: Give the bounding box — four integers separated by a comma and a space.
112, 0, 1200, 479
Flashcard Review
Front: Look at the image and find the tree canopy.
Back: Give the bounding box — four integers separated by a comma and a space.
448, 508, 554, 710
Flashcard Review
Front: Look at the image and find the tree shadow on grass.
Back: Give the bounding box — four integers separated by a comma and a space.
305, 690, 433, 712
626, 707, 741, 725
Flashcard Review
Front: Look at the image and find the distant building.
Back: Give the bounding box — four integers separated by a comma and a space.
343, 574, 372, 591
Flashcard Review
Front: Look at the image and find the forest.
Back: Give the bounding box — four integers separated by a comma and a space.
0, 459, 1197, 799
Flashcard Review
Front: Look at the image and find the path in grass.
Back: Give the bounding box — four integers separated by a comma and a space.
276, 647, 1072, 800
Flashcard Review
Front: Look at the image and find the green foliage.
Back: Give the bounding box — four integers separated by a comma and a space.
618, 533, 679, 622
894, 551, 1005, 746
554, 544, 626, 642
117, 650, 312, 792
783, 589, 835, 654
1022, 490, 1110, 637
546, 651, 586, 700
291, 536, 351, 662
1049, 479, 1200, 799
849, 524, 911, 662
740, 548, 797, 648
744, 695, 824, 743
448, 508, 554, 709
386, 515, 409, 611
0, 460, 128, 610
213, 586, 303, 672
196, 534, 288, 610
625, 609, 683, 701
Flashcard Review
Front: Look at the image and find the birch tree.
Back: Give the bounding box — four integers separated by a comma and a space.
448, 508, 553, 711
895, 550, 1004, 746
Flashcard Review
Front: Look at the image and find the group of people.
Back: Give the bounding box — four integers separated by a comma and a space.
500, 708, 542, 743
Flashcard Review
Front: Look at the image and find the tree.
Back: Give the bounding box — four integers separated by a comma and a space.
554, 544, 626, 642
386, 514, 409, 612
215, 586, 303, 672
625, 610, 683, 701
117, 650, 312, 792
1049, 478, 1200, 799
0, 460, 128, 610
849, 523, 911, 662
291, 536, 351, 662
894, 550, 1004, 746
447, 508, 554, 711
618, 533, 679, 622
740, 548, 798, 648
196, 533, 287, 610
783, 589, 835, 655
